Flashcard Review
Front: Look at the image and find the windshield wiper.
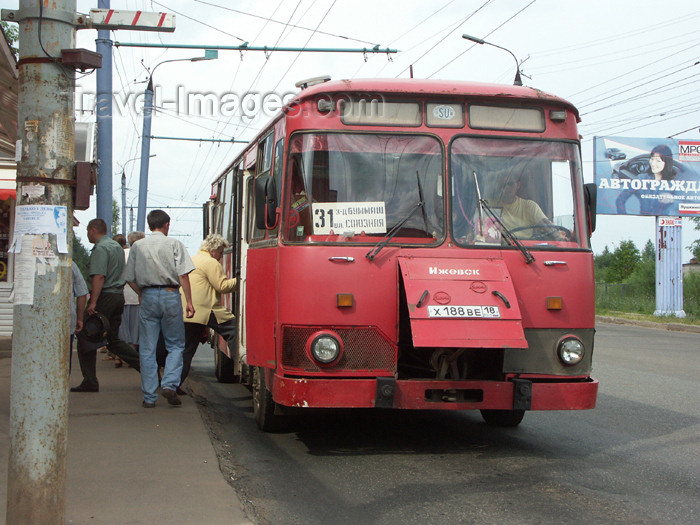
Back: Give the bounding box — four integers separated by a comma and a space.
366, 201, 424, 261
480, 198, 535, 264
472, 170, 534, 264
416, 170, 430, 234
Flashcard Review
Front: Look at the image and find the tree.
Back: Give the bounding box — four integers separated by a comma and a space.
594, 245, 614, 282
641, 239, 655, 262
628, 239, 656, 297
72, 231, 90, 282
1, 21, 18, 59
112, 199, 120, 237
689, 217, 700, 262
607, 240, 641, 283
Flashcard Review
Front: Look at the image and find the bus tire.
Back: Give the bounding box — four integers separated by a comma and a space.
480, 409, 525, 427
253, 367, 286, 432
214, 347, 238, 384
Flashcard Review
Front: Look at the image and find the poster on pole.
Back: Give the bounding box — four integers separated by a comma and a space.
594, 137, 700, 216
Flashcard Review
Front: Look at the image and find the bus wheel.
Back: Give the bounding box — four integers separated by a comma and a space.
214, 348, 238, 384
252, 367, 286, 432
480, 409, 525, 427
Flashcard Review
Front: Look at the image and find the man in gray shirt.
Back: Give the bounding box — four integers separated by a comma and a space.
125, 210, 195, 408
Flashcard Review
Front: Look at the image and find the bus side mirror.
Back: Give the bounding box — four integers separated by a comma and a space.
583, 183, 597, 234
255, 175, 278, 230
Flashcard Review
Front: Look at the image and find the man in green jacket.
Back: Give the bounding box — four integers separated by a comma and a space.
72, 219, 140, 392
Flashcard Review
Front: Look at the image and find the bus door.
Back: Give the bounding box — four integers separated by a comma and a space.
235, 168, 253, 375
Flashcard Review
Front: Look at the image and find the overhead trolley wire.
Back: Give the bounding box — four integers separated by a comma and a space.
530, 11, 700, 60
151, 0, 248, 42
271, 0, 337, 92
575, 59, 700, 109
528, 31, 700, 76
395, 0, 495, 78
428, 0, 536, 79
189, 0, 297, 202
565, 40, 700, 100
580, 71, 700, 117
193, 0, 379, 47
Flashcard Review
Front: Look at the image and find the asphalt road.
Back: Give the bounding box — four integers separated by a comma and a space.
188, 323, 700, 525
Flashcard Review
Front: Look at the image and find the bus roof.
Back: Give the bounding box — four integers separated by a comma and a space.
291, 78, 580, 119
210, 78, 580, 186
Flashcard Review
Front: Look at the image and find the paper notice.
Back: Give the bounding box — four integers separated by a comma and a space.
11, 236, 36, 305
10, 205, 68, 253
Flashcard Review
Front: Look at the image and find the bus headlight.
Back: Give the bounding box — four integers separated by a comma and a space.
307, 331, 343, 365
557, 336, 585, 366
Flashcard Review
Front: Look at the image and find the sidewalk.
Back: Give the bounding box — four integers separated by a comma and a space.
0, 351, 252, 525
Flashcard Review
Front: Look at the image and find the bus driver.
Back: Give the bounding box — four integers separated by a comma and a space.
489, 174, 568, 240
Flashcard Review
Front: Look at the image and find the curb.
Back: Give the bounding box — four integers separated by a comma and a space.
596, 315, 700, 333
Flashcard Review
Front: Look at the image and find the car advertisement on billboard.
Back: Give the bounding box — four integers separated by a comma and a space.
594, 136, 700, 216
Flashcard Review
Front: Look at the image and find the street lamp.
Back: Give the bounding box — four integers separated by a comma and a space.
462, 34, 523, 86
119, 154, 155, 235
136, 50, 218, 231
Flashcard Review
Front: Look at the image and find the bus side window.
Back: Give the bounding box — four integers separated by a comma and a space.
272, 138, 284, 204
248, 166, 266, 241
252, 133, 276, 239
213, 180, 224, 235
267, 138, 284, 237
287, 155, 312, 241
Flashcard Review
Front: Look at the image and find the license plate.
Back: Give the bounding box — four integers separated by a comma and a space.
427, 305, 501, 318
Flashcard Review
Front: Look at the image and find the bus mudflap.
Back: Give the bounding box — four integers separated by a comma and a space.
397, 257, 528, 349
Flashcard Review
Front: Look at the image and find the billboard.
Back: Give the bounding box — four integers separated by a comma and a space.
594, 136, 700, 216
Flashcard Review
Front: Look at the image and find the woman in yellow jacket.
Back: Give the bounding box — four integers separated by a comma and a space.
178, 233, 237, 391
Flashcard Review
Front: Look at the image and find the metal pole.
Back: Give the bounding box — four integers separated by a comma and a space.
7, 1, 76, 522
121, 169, 126, 235
137, 77, 154, 232
135, 54, 217, 231
114, 41, 399, 54
96, 0, 113, 235
462, 34, 523, 86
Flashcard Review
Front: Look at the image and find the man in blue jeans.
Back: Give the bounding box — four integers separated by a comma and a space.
125, 210, 195, 408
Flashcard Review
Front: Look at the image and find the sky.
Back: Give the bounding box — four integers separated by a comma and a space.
57, 0, 700, 257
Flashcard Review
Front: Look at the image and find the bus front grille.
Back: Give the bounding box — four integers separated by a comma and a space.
281, 326, 397, 374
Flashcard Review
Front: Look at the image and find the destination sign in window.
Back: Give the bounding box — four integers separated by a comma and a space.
311, 202, 387, 234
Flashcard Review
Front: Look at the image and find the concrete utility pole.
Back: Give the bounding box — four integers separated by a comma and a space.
6, 1, 76, 521
3, 3, 174, 522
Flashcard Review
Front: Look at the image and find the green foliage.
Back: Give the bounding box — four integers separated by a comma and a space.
595, 282, 654, 315
607, 240, 641, 283
594, 236, 700, 322
71, 231, 90, 282
112, 199, 120, 236
690, 242, 700, 263
689, 217, 700, 262
683, 273, 700, 317
594, 245, 613, 282
626, 257, 655, 297
1, 21, 18, 59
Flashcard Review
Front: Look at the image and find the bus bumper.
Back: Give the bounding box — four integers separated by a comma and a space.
273, 374, 598, 411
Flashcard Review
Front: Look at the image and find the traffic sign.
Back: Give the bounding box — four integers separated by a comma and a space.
88, 9, 175, 32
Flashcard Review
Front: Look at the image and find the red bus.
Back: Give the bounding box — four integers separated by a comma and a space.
204, 78, 598, 431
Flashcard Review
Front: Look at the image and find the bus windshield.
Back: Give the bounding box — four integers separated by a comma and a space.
284, 133, 444, 244
450, 137, 585, 248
